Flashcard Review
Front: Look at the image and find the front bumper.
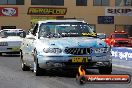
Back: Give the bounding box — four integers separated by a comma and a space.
0, 46, 20, 53
37, 54, 112, 69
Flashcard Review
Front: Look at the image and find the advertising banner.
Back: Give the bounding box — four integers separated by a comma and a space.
111, 47, 132, 61
1, 26, 16, 29
28, 7, 67, 16
0, 7, 18, 16
105, 7, 132, 16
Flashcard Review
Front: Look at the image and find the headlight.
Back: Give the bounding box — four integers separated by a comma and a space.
93, 47, 110, 53
43, 48, 62, 53
0, 42, 8, 46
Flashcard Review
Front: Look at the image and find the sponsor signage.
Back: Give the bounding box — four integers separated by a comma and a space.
1, 26, 16, 29
0, 7, 18, 16
111, 47, 132, 61
105, 7, 132, 16
98, 16, 114, 24
76, 66, 130, 85
77, 74, 130, 84
28, 7, 67, 15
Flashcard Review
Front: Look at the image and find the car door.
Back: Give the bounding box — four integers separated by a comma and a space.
26, 24, 39, 66
21, 36, 29, 63
21, 30, 34, 66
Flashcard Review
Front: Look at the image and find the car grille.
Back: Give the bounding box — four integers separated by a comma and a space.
64, 48, 91, 55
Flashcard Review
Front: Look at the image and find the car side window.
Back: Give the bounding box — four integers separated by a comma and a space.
32, 23, 38, 36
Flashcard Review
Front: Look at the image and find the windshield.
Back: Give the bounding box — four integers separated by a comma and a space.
0, 30, 26, 38
112, 34, 128, 38
39, 22, 96, 38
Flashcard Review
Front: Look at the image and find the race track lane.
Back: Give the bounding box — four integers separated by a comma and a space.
0, 55, 131, 88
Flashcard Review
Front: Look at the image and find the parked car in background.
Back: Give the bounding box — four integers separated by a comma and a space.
0, 29, 26, 55
20, 19, 112, 76
105, 31, 132, 47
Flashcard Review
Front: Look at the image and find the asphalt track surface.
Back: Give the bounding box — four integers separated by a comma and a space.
0, 54, 132, 88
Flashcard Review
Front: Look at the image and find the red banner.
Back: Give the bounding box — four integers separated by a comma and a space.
0, 7, 18, 16
76, 74, 131, 84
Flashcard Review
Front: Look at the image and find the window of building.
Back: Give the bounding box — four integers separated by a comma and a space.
115, 0, 132, 6
76, 0, 87, 6
31, 0, 64, 6
115, 25, 132, 37
0, 0, 24, 5
93, 0, 109, 6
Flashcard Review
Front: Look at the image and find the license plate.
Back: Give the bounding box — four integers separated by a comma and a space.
92, 56, 106, 60
12, 47, 20, 51
72, 57, 88, 63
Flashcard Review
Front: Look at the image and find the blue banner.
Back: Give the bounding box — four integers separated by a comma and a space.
111, 47, 132, 61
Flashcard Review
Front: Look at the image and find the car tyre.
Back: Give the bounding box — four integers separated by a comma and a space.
67, 68, 78, 77
20, 51, 30, 71
33, 51, 43, 76
99, 64, 112, 74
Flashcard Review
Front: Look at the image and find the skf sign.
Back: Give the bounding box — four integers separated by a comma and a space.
27, 7, 67, 16
105, 7, 132, 16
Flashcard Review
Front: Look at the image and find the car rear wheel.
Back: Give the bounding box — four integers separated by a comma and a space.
99, 64, 112, 74
20, 51, 30, 71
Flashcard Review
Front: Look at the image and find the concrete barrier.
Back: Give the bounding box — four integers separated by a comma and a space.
111, 47, 132, 68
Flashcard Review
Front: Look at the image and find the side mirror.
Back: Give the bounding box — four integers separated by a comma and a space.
97, 34, 106, 39
97, 35, 100, 38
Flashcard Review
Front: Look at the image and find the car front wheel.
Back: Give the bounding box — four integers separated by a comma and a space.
33, 51, 43, 76
99, 64, 112, 74
20, 51, 30, 71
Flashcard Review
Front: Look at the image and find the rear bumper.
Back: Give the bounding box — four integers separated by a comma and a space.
0, 52, 20, 54
0, 46, 20, 53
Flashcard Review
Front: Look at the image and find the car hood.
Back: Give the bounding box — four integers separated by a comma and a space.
39, 37, 107, 48
0, 36, 23, 42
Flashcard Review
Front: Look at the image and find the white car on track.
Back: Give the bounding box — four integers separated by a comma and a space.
0, 29, 26, 55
